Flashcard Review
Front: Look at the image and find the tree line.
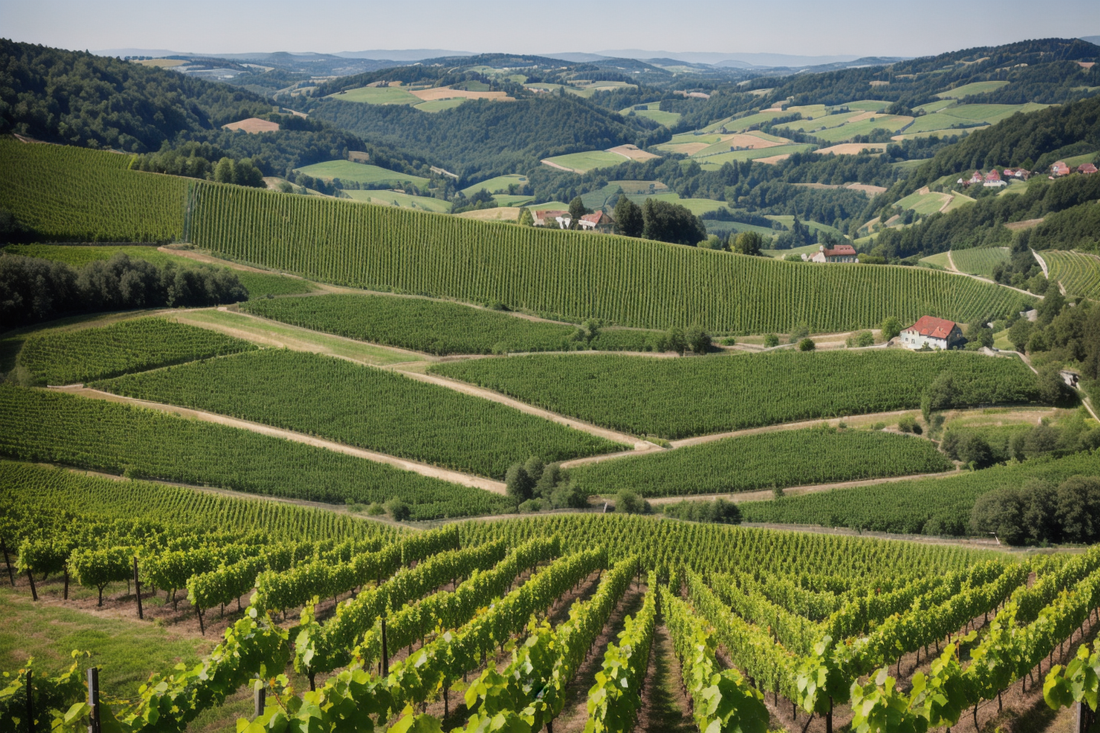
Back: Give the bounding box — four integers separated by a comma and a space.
0, 252, 247, 330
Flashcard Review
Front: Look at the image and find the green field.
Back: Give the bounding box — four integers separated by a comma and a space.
765, 215, 846, 239
0, 387, 510, 520
697, 144, 816, 168
0, 137, 188, 242
621, 103, 681, 126
413, 98, 466, 113
896, 191, 953, 216
950, 247, 1010, 278
431, 350, 1044, 439
1, 244, 318, 299
16, 318, 256, 385
780, 111, 866, 133
1044, 249, 1100, 299
462, 175, 529, 196
903, 103, 1049, 135
240, 293, 658, 355
95, 350, 624, 477
328, 85, 421, 105
342, 189, 451, 213
705, 110, 787, 133
620, 192, 728, 216
741, 448, 1100, 536
935, 81, 1011, 99
812, 115, 914, 143
542, 150, 628, 173
919, 252, 953, 270
294, 160, 429, 187
762, 242, 820, 259
571, 428, 954, 497
914, 99, 957, 114
845, 100, 891, 112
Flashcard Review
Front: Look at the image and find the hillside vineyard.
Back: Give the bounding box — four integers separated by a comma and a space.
0, 139, 1034, 334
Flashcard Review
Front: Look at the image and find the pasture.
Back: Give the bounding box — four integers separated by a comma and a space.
620, 102, 681, 126
412, 98, 466, 113
294, 160, 429, 187
328, 85, 421, 105
935, 80, 1011, 99
461, 174, 529, 196
541, 150, 628, 173
697, 144, 817, 169
812, 114, 914, 143
342, 189, 452, 213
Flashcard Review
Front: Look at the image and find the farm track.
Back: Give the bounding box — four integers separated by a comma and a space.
46, 385, 508, 494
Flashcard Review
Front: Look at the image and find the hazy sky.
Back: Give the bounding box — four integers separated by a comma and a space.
2, 0, 1097, 58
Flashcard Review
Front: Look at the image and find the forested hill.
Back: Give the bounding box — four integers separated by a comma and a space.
899, 93, 1100, 193
309, 94, 659, 179
0, 38, 275, 151
743, 38, 1100, 107
0, 39, 433, 178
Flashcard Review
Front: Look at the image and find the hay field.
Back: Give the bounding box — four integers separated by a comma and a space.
410, 86, 513, 102
456, 207, 523, 222
815, 143, 887, 155
935, 81, 1011, 99
222, 118, 280, 133
295, 160, 429, 187
812, 114, 913, 143
697, 143, 816, 169
462, 175, 528, 196
541, 150, 628, 173
341, 190, 451, 213
329, 85, 421, 105
607, 144, 660, 161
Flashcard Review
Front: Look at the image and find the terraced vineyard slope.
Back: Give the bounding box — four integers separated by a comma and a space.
1044, 249, 1100, 299
432, 350, 1045, 439
94, 349, 624, 477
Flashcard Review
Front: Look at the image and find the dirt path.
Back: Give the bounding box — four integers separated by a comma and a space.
644, 469, 960, 505
666, 409, 917, 449
392, 369, 659, 452
635, 621, 695, 733
946, 250, 961, 272
1031, 248, 1050, 278
48, 386, 507, 494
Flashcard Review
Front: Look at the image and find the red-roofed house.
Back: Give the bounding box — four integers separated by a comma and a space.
1051, 161, 1071, 177
533, 210, 570, 228
807, 244, 857, 263
901, 316, 963, 350
968, 171, 984, 185
578, 211, 612, 232
983, 169, 1006, 188
1078, 163, 1098, 175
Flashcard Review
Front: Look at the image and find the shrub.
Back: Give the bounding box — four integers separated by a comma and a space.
386, 497, 412, 522
615, 489, 649, 514
798, 338, 816, 352
763, 334, 780, 348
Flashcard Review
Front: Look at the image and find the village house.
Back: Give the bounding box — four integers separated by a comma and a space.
1050, 161, 1071, 177
578, 211, 613, 232
805, 244, 857, 263
900, 316, 964, 350
1078, 162, 1098, 175
968, 170, 984, 185
983, 169, 1006, 188
532, 210, 570, 228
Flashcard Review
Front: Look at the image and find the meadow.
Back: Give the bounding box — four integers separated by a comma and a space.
935, 80, 1012, 99
541, 150, 629, 173
327, 85, 421, 105
293, 160, 429, 187
342, 189, 452, 213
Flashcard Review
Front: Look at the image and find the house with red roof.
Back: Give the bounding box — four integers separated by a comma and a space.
533, 210, 570, 228
578, 211, 613, 232
900, 316, 963, 350
1051, 161, 1071, 177
1078, 163, 1098, 175
806, 244, 857, 263
968, 171, 984, 185
983, 169, 1006, 188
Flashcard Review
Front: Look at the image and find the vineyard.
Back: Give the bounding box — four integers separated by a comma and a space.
94, 350, 624, 477
4, 473, 1099, 733
0, 386, 514, 520
17, 318, 256, 385
1044, 249, 1100, 300
569, 427, 955, 497
949, 247, 1010, 279
740, 447, 1100, 535
239, 293, 657, 355
0, 141, 1038, 333
0, 138, 188, 242
431, 350, 1045, 439
188, 182, 1035, 334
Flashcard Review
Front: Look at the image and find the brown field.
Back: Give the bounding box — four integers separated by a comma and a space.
869, 80, 890, 87
755, 153, 792, 165
815, 143, 887, 155
607, 144, 660, 161
134, 58, 186, 68
411, 86, 514, 102
722, 133, 787, 149
846, 182, 888, 195
221, 118, 280, 133
1005, 218, 1044, 231
457, 207, 522, 222
347, 151, 371, 163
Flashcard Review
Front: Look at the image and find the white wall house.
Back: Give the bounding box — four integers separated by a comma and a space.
900, 316, 963, 350
805, 244, 857, 263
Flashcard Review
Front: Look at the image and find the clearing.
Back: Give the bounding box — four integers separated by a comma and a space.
294, 159, 429, 187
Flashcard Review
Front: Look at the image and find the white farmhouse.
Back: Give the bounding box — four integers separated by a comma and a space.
900, 316, 964, 350
805, 244, 857, 263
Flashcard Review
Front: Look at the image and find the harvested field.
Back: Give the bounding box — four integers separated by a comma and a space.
410, 86, 513, 101
659, 142, 710, 155
754, 153, 793, 165
847, 182, 888, 195
607, 144, 660, 161
815, 143, 886, 155
456, 207, 522, 222
221, 118, 280, 134
1005, 218, 1044, 231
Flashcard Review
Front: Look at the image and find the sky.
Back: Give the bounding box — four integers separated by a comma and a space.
2, 0, 1097, 59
